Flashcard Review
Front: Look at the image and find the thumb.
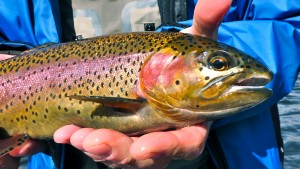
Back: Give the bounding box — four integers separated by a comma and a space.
191, 0, 232, 39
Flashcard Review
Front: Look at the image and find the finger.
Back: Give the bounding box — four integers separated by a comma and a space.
77, 129, 171, 168
191, 0, 232, 39
130, 132, 179, 160
82, 129, 133, 165
0, 155, 20, 169
9, 139, 47, 157
53, 125, 82, 144
170, 123, 212, 160
70, 128, 95, 150
130, 123, 211, 161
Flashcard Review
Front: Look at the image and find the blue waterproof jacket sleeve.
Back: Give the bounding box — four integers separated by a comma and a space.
0, 0, 62, 46
160, 0, 300, 169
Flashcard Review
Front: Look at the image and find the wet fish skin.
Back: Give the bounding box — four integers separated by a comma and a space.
0, 32, 272, 154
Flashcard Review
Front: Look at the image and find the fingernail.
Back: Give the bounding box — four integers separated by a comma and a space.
17, 143, 31, 156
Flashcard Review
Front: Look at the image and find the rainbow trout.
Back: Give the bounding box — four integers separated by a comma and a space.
0, 32, 272, 156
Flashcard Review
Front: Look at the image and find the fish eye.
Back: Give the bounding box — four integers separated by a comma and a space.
207, 50, 234, 71
209, 56, 228, 71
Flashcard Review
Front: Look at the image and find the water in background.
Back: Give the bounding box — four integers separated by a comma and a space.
278, 75, 300, 169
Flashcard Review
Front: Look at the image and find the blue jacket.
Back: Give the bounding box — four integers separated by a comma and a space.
0, 0, 299, 168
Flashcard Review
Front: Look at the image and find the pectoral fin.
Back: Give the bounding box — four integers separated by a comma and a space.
0, 134, 30, 157
68, 95, 147, 112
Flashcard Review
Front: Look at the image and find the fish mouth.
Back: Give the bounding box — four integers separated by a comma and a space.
200, 70, 273, 100
229, 75, 273, 95
194, 74, 273, 121
234, 76, 271, 87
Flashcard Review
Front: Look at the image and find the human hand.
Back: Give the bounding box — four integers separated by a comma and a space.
53, 0, 232, 169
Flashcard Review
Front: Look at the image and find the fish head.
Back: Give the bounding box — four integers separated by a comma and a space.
140, 34, 273, 121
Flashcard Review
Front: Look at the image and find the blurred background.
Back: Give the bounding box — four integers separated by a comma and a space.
71, 0, 161, 37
